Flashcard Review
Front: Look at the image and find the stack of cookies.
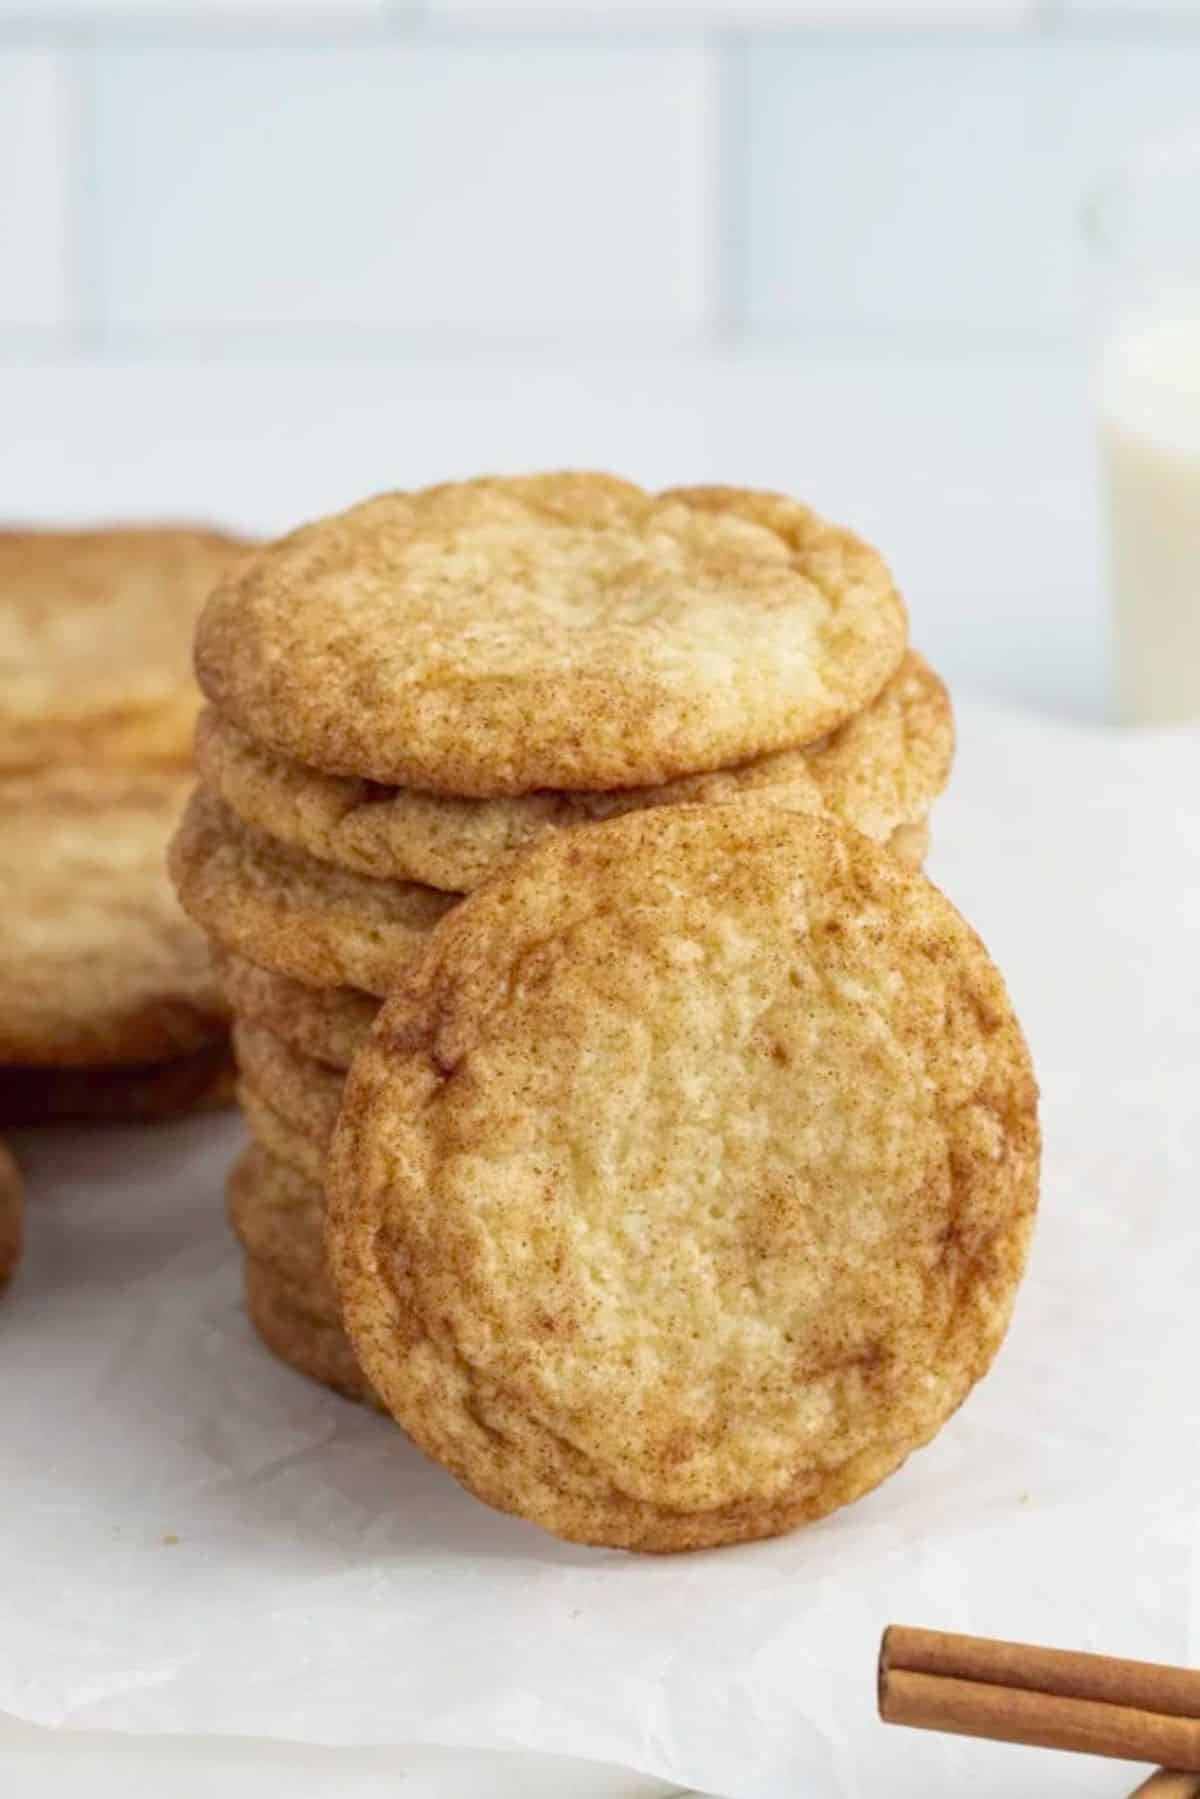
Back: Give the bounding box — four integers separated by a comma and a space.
0, 528, 248, 1136
170, 473, 957, 1408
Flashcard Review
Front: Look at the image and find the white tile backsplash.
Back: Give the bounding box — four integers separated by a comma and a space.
0, 53, 70, 330
0, 11, 1196, 360
87, 45, 715, 335
743, 40, 1200, 338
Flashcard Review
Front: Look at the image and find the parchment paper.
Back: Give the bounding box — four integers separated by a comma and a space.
2, 703, 1197, 1799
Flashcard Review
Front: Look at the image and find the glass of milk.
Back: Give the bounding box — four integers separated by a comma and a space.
1087, 128, 1200, 725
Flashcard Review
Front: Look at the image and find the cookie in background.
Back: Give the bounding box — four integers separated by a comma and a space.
0, 1141, 22, 1290
0, 525, 248, 1124
0, 525, 248, 773
0, 769, 232, 1125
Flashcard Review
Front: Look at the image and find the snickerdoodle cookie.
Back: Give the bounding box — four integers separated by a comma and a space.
233, 1022, 342, 1147
239, 1083, 327, 1185
243, 1256, 377, 1405
0, 769, 229, 1067
196, 652, 950, 892
0, 1044, 233, 1126
0, 1142, 22, 1289
227, 1143, 337, 1322
196, 475, 908, 797
170, 790, 455, 994
328, 805, 1039, 1553
0, 525, 247, 772
213, 951, 376, 1070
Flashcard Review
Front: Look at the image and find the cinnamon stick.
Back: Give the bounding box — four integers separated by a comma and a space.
879, 1628, 1200, 1773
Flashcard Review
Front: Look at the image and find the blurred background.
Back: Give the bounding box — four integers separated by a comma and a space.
3, 0, 1199, 721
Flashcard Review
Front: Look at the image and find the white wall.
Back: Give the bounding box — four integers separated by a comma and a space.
5, 1, 1196, 721
2, 2, 1199, 361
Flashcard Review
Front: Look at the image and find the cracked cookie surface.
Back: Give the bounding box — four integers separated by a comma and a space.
196, 474, 907, 796
329, 804, 1039, 1552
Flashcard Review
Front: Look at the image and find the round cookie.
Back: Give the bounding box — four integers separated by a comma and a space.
213, 950, 376, 1070
0, 525, 248, 772
243, 1256, 377, 1406
239, 1083, 327, 1185
227, 1143, 336, 1322
196, 653, 951, 892
170, 789, 456, 995
0, 1044, 233, 1126
329, 804, 1039, 1554
0, 1141, 22, 1290
196, 474, 908, 797
0, 769, 230, 1067
233, 1022, 343, 1146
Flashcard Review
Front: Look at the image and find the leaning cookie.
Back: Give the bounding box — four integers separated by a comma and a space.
0, 524, 248, 773
196, 474, 908, 797
196, 652, 951, 892
0, 769, 229, 1068
170, 789, 456, 995
328, 804, 1039, 1554
0, 1142, 22, 1290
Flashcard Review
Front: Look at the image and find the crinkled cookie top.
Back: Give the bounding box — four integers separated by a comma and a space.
328, 803, 1039, 1552
196, 474, 908, 796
